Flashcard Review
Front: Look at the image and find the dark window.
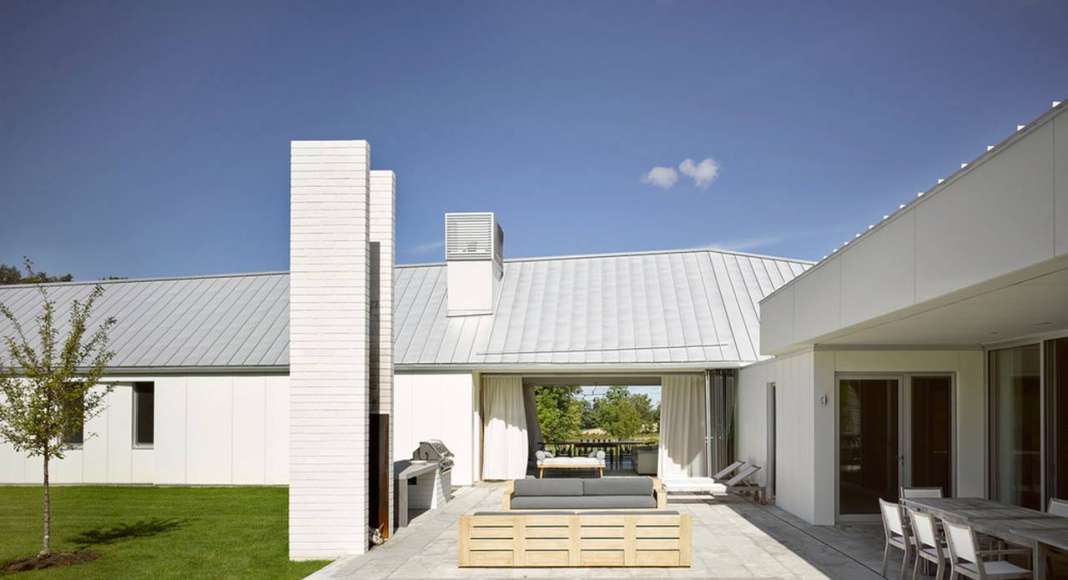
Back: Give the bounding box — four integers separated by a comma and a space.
62, 390, 84, 446
133, 383, 154, 447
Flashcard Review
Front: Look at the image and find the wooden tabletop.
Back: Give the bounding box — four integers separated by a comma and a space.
1007, 528, 1068, 552
902, 497, 1052, 522
903, 497, 1068, 549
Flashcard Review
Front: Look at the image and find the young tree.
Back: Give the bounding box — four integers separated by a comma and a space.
534, 386, 582, 445
0, 269, 116, 558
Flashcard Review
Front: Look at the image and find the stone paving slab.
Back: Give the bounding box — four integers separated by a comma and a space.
309, 484, 905, 580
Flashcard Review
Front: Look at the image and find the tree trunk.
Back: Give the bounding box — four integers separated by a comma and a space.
40, 451, 51, 557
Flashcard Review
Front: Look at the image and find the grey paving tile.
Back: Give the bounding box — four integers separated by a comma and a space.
309, 483, 906, 580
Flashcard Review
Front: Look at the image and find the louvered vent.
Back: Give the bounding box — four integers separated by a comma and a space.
446, 213, 498, 261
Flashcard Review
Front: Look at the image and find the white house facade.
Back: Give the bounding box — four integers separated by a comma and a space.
1, 99, 1064, 560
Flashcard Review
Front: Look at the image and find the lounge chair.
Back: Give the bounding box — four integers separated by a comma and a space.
722, 464, 766, 504
712, 460, 748, 482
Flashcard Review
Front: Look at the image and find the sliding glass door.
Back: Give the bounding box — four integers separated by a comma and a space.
839, 378, 901, 515
989, 345, 1042, 509
909, 376, 953, 496
1047, 338, 1068, 502
838, 374, 955, 517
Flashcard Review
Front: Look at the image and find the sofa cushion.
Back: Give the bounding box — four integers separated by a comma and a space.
513, 479, 584, 497
510, 495, 657, 510
582, 477, 654, 496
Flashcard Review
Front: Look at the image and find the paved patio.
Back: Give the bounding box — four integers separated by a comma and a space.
310, 483, 904, 579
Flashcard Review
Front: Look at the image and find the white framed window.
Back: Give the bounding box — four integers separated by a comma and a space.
132, 382, 154, 448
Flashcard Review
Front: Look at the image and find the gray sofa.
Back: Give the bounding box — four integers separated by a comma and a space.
502, 476, 666, 510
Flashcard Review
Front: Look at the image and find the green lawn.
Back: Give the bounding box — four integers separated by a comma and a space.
0, 486, 329, 579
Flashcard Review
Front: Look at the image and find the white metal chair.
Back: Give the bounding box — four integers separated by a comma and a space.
910, 510, 948, 580
880, 498, 912, 578
1047, 497, 1068, 517
941, 519, 1032, 579
901, 487, 944, 499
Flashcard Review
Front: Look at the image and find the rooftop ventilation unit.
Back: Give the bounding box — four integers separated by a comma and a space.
445, 212, 504, 316
446, 213, 503, 264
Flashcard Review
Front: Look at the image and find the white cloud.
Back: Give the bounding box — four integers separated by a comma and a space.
641, 166, 678, 189
678, 157, 720, 188
406, 240, 444, 254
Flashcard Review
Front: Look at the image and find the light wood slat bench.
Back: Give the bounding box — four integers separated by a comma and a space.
458, 510, 692, 568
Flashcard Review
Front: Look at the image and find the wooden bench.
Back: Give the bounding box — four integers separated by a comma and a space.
458, 510, 692, 568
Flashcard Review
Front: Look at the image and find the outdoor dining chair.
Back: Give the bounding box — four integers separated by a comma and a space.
909, 510, 948, 580
901, 487, 944, 499
1044, 499, 1068, 577
942, 519, 1033, 579
1048, 498, 1068, 517
880, 498, 913, 579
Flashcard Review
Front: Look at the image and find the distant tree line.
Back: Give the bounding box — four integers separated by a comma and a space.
0, 261, 73, 285
535, 385, 660, 444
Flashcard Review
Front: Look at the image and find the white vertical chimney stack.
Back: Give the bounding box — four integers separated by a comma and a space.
289, 140, 372, 560
445, 212, 504, 316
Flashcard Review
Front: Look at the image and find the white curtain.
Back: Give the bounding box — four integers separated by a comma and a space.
658, 374, 707, 479
481, 375, 529, 480
522, 385, 543, 464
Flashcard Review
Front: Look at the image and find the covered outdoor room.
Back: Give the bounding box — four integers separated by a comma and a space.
738, 100, 1068, 579
477, 371, 738, 484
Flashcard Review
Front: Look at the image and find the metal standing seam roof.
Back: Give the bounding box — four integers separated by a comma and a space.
0, 248, 811, 372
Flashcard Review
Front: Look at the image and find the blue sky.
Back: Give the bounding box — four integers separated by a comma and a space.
1, 1, 1067, 280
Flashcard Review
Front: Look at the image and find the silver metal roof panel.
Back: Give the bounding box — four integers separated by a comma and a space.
0, 249, 810, 371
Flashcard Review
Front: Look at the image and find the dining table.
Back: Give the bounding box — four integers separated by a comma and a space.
902, 497, 1068, 580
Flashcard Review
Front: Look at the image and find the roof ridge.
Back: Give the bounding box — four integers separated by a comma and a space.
397, 247, 815, 268
0, 248, 813, 291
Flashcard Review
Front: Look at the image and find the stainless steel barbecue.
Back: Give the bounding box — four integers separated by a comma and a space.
413, 439, 454, 472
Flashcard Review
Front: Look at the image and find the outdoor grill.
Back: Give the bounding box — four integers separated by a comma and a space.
413, 439, 454, 473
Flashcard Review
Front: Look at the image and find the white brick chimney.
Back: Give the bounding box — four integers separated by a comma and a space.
445, 212, 504, 316
289, 140, 387, 560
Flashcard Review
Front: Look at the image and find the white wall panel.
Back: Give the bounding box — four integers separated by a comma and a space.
185, 377, 233, 484
759, 287, 795, 355
79, 387, 111, 483
265, 376, 290, 484
106, 386, 133, 483
393, 372, 476, 486
232, 377, 267, 484
132, 449, 154, 483
841, 213, 916, 327
793, 260, 841, 344
0, 375, 288, 486
737, 350, 817, 523
154, 377, 188, 484
916, 122, 1055, 301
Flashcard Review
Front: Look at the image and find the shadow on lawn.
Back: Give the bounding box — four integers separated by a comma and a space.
70, 517, 189, 547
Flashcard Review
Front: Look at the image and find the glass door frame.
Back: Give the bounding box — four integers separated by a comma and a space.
987, 340, 1045, 510
835, 372, 956, 521
986, 332, 1068, 509
902, 373, 957, 498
